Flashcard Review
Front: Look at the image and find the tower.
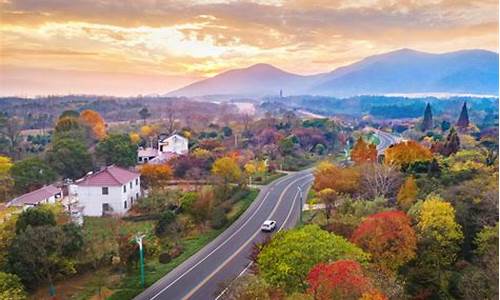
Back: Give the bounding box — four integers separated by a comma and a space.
421, 103, 433, 131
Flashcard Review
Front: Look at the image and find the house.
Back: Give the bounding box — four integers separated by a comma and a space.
158, 134, 188, 155
75, 165, 141, 216
137, 133, 188, 164
7, 185, 62, 209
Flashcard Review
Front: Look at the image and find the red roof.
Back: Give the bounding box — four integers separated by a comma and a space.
76, 165, 140, 187
8, 185, 62, 207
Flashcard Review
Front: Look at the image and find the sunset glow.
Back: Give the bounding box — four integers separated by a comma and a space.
1, 0, 498, 96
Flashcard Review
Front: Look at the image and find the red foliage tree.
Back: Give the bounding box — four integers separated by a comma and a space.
307, 260, 372, 300
351, 211, 417, 273
351, 137, 377, 164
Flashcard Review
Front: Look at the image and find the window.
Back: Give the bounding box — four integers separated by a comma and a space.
136, 178, 139, 186
123, 185, 126, 193
130, 182, 133, 189
136, 192, 139, 200
102, 187, 109, 195
103, 203, 110, 211
124, 201, 127, 209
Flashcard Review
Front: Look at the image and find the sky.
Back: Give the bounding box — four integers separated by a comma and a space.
0, 0, 498, 96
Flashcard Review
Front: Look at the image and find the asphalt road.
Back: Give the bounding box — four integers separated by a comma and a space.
135, 169, 314, 300
375, 129, 401, 155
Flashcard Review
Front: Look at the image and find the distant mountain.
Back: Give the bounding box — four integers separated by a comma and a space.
167, 49, 499, 97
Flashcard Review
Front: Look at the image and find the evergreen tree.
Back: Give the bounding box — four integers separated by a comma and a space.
421, 103, 433, 131
456, 102, 470, 128
442, 127, 460, 156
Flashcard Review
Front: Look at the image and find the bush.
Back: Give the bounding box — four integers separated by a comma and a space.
158, 252, 171, 264
0, 272, 27, 300
210, 206, 228, 229
155, 211, 176, 237
15, 207, 56, 234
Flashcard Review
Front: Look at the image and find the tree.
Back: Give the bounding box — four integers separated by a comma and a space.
317, 188, 337, 221
129, 132, 141, 144
307, 260, 373, 300
351, 137, 377, 164
421, 103, 433, 131
384, 141, 432, 168
7, 225, 79, 289
0, 156, 13, 202
397, 176, 418, 211
0, 116, 23, 159
155, 210, 176, 237
440, 127, 460, 156
351, 211, 417, 273
96, 134, 138, 167
456, 102, 470, 128
257, 225, 369, 293
46, 138, 93, 179
359, 163, 401, 199
441, 120, 451, 132
53, 116, 89, 143
212, 156, 242, 197
0, 272, 27, 300
139, 107, 151, 124
408, 196, 464, 298
79, 109, 106, 140
313, 162, 360, 194
15, 207, 56, 233
10, 157, 56, 192
140, 163, 172, 189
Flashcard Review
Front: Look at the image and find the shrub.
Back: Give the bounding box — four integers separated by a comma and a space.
154, 211, 176, 237
158, 252, 171, 264
210, 206, 228, 229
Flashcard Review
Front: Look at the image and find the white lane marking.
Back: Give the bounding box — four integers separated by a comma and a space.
181, 174, 313, 300
147, 174, 295, 300
214, 178, 313, 300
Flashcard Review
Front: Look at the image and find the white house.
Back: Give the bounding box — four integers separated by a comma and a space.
158, 134, 188, 155
137, 133, 188, 164
7, 185, 62, 210
75, 165, 141, 216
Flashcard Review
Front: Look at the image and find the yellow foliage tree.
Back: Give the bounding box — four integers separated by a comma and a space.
313, 161, 360, 194
351, 137, 377, 164
129, 132, 141, 144
140, 163, 172, 189
79, 109, 107, 140
0, 156, 13, 202
384, 141, 432, 167
397, 176, 418, 211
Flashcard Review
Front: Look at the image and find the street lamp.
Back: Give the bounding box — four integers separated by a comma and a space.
298, 186, 303, 224
135, 234, 146, 288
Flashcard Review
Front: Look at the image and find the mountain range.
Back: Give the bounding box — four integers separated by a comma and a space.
167, 49, 499, 98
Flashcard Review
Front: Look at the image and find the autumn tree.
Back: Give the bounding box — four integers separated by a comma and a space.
0, 272, 27, 300
351, 137, 377, 164
359, 163, 401, 199
140, 163, 172, 189
397, 176, 418, 211
313, 162, 360, 194
384, 141, 432, 168
408, 196, 464, 298
257, 225, 369, 293
0, 156, 13, 202
307, 260, 373, 300
212, 156, 242, 197
79, 109, 106, 140
129, 131, 141, 144
317, 188, 337, 221
440, 127, 460, 156
351, 211, 417, 273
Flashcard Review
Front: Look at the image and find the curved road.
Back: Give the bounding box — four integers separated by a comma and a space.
374, 129, 401, 155
135, 170, 314, 300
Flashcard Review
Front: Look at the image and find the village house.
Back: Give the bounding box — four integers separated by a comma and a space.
75, 165, 141, 216
137, 133, 188, 164
7, 185, 62, 209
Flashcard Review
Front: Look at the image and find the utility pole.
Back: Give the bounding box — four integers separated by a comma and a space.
135, 234, 146, 288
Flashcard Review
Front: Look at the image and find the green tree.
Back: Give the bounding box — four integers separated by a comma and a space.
155, 210, 176, 237
257, 225, 369, 293
15, 207, 56, 234
46, 138, 93, 179
96, 134, 138, 167
10, 157, 57, 192
0, 272, 27, 300
7, 226, 79, 289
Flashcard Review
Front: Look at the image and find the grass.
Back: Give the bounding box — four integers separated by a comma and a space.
252, 172, 286, 185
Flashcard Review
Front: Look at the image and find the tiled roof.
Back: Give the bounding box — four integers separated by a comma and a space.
138, 147, 158, 157
8, 185, 61, 207
149, 151, 177, 164
76, 165, 140, 187
160, 134, 187, 142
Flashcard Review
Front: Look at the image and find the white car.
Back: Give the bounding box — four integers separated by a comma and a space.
261, 220, 277, 232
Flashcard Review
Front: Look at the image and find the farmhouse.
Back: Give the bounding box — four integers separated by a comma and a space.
75, 165, 141, 216
7, 185, 62, 209
137, 133, 188, 164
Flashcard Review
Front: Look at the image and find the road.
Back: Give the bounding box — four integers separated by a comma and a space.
373, 129, 401, 155
135, 169, 314, 300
